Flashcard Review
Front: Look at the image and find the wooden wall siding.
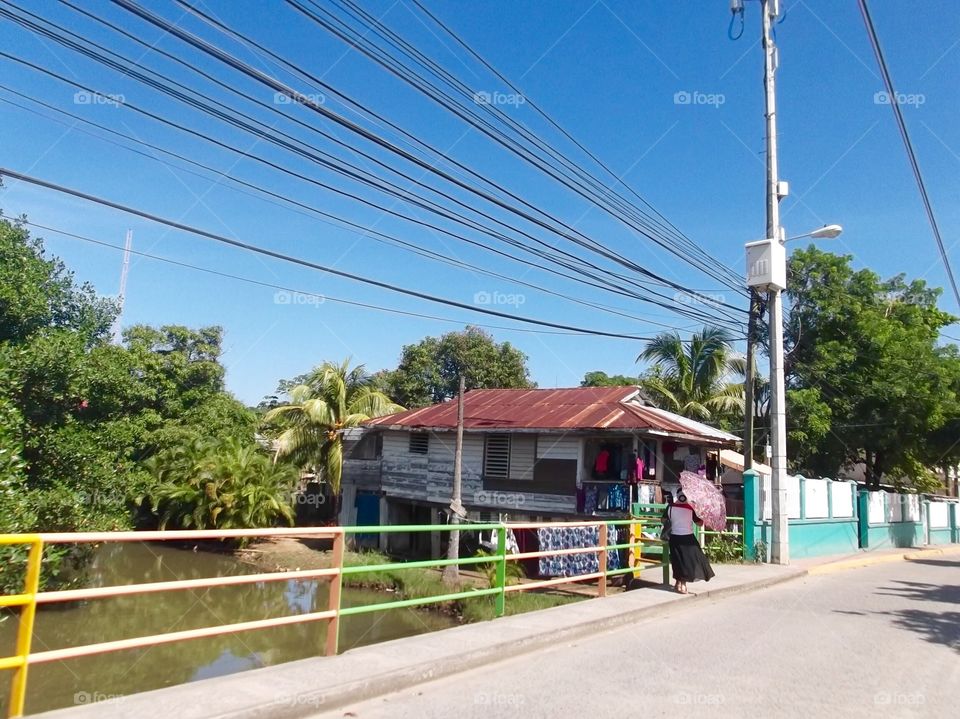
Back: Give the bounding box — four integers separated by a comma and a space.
378, 429, 577, 514
342, 458, 382, 490
510, 434, 537, 480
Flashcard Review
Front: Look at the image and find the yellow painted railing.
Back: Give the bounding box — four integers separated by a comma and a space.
0, 521, 667, 717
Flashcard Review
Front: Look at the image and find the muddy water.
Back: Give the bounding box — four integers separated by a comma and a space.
0, 543, 456, 715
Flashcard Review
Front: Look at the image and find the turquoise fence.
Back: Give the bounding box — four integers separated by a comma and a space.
857, 490, 926, 549
922, 497, 958, 546
744, 471, 860, 559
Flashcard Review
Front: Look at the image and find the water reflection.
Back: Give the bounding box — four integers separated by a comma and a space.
0, 543, 455, 715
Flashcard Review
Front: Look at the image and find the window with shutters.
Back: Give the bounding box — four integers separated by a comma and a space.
483, 434, 511, 479
408, 432, 429, 455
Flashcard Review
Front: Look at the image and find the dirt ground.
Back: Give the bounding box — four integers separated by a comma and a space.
235, 536, 335, 572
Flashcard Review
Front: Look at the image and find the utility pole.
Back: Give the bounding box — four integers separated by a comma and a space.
761, 0, 789, 564
111, 229, 133, 345
743, 290, 758, 471
442, 375, 466, 584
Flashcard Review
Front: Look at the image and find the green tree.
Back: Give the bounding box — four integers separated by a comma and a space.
143, 437, 298, 532
385, 326, 533, 407
264, 360, 403, 494
783, 247, 958, 489
637, 326, 744, 422
580, 371, 638, 387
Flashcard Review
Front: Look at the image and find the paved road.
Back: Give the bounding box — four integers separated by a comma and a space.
312, 557, 960, 719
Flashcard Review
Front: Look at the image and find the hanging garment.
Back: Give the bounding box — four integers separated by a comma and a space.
595, 449, 610, 474
536, 525, 621, 577
584, 485, 599, 514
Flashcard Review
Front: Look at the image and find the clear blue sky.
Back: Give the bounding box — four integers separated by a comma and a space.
1, 0, 958, 405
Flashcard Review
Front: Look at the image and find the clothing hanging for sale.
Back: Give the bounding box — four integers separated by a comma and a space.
536, 525, 621, 577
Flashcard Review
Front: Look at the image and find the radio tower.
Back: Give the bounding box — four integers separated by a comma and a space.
111, 229, 133, 345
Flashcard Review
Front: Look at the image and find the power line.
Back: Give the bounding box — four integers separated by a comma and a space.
15, 220, 613, 338
0, 90, 705, 333
0, 50, 730, 330
2, 167, 745, 342
857, 0, 960, 310
0, 5, 741, 327
106, 0, 748, 314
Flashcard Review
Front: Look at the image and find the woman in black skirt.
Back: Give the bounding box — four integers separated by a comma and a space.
667, 492, 715, 593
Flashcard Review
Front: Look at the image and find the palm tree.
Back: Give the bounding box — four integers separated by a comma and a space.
637, 326, 745, 422
263, 359, 403, 495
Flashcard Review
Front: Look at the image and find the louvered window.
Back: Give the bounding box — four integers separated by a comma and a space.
483, 434, 511, 479
409, 433, 429, 455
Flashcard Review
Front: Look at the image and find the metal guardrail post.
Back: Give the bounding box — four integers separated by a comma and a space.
494, 525, 506, 617
324, 532, 345, 657
597, 524, 607, 597
661, 541, 670, 586
9, 538, 43, 718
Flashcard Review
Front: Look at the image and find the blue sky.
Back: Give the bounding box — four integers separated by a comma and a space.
1, 0, 958, 405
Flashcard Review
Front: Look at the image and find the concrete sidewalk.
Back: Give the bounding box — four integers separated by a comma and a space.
32, 563, 802, 719
795, 543, 960, 574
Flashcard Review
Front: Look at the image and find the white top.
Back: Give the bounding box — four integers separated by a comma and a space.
669, 503, 697, 536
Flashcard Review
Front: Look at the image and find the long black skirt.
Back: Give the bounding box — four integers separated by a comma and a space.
669, 533, 715, 583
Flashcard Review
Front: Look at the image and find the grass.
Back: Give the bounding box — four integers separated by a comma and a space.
342, 549, 584, 622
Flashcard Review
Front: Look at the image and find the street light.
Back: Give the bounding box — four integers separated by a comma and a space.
786, 224, 843, 242
745, 223, 842, 565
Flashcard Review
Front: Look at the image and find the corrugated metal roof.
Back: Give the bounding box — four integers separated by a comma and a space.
366, 387, 738, 444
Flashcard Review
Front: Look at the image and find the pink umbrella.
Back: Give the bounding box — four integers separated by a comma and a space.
679, 471, 727, 532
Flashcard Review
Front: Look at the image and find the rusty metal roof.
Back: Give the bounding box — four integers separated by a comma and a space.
366, 387, 738, 444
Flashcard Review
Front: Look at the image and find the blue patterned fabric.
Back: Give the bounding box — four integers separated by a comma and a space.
536, 525, 621, 577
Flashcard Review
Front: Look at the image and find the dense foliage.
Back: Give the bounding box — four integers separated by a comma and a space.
0, 217, 269, 591
782, 247, 960, 489
580, 371, 638, 387
378, 326, 533, 408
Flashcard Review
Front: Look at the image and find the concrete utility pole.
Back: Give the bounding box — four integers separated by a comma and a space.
442, 375, 466, 584
111, 229, 133, 345
761, 0, 789, 564
743, 290, 758, 471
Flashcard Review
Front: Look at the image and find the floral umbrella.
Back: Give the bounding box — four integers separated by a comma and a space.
678, 471, 727, 532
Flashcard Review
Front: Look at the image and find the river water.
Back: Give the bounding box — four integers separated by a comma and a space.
0, 543, 456, 715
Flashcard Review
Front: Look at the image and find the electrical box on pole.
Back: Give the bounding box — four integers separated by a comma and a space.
745, 238, 786, 291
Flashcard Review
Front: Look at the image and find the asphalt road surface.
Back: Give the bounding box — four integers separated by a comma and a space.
312, 556, 960, 719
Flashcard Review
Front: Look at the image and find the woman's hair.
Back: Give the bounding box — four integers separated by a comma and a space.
677, 492, 688, 503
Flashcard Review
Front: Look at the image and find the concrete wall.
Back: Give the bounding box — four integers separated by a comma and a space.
925, 499, 958, 546
857, 491, 925, 550
745, 472, 860, 560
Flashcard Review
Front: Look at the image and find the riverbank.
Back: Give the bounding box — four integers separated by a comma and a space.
236, 537, 583, 623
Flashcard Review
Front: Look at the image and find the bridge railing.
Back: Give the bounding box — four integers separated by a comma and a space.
0, 521, 667, 718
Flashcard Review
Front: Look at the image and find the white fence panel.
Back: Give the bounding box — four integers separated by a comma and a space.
929, 502, 950, 529
831, 481, 854, 518
868, 492, 885, 524
805, 478, 829, 518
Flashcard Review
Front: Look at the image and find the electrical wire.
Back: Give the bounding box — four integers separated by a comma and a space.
1, 167, 747, 342
0, 4, 743, 327
105, 0, 748, 314
857, 0, 960, 310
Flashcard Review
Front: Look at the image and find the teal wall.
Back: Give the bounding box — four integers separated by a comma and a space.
862, 522, 924, 549
743, 471, 859, 560
928, 528, 953, 546
756, 519, 859, 559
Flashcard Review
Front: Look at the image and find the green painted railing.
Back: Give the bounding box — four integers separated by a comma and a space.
337, 519, 670, 634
